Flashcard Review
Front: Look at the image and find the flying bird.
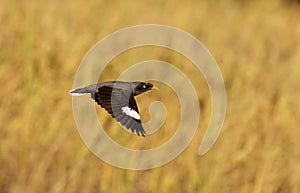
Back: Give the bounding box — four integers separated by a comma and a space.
70, 81, 158, 137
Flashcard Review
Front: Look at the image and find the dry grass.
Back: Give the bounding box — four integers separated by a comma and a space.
1, 0, 300, 192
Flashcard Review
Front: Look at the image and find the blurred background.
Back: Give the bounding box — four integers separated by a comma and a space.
1, 0, 300, 192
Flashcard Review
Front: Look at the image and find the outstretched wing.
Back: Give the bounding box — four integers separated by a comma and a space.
91, 86, 146, 137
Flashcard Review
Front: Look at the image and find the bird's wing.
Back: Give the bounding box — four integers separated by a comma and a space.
91, 86, 146, 137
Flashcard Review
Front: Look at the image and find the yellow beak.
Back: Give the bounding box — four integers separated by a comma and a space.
151, 86, 159, 90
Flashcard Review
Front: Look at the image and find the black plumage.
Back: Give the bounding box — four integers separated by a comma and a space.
70, 81, 158, 137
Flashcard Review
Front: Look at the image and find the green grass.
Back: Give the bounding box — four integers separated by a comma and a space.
1, 0, 300, 192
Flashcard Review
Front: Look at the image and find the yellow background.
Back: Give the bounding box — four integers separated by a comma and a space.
1, 0, 300, 192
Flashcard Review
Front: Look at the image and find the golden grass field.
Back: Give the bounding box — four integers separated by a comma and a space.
1, 0, 300, 192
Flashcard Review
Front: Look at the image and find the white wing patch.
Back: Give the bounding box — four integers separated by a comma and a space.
121, 106, 140, 120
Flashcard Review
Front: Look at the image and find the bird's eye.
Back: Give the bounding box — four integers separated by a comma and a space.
142, 85, 146, 89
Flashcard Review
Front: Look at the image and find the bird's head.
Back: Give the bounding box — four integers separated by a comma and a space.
132, 82, 158, 96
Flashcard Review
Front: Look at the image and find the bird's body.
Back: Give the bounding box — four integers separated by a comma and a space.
70, 81, 158, 136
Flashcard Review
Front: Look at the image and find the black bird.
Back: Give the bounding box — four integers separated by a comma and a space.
70, 81, 158, 137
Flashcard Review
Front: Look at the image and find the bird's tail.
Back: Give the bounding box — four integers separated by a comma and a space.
70, 84, 98, 96
69, 88, 88, 96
